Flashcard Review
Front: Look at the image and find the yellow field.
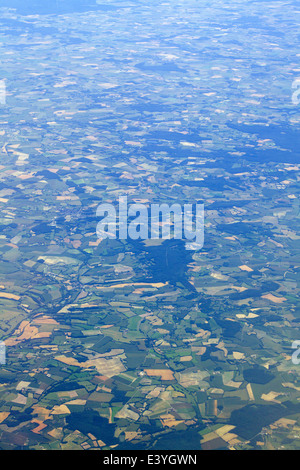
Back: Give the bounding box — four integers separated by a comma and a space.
0, 292, 20, 301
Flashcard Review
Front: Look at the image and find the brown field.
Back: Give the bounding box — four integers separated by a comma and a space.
144, 369, 175, 381
55, 354, 126, 378
239, 265, 253, 272
32, 315, 59, 325
97, 282, 167, 290
5, 319, 53, 346
160, 414, 184, 428
262, 294, 287, 303
0, 412, 10, 424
